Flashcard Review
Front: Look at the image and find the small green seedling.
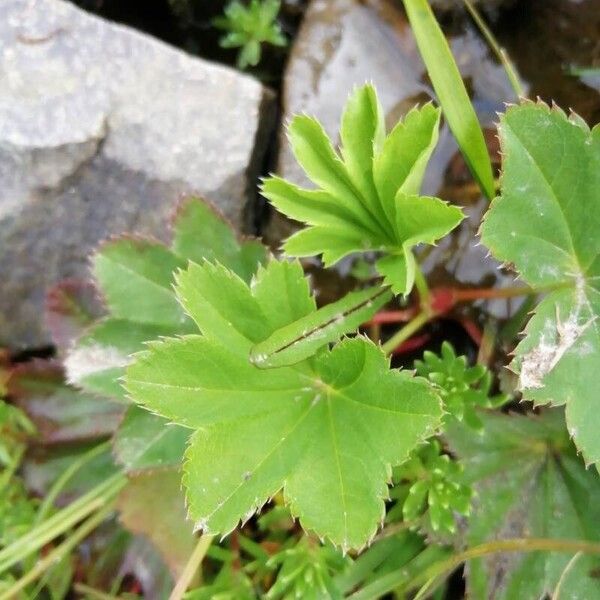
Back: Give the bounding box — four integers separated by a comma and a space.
214, 0, 287, 69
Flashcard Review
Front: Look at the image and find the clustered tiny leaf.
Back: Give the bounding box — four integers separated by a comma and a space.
394, 440, 472, 535
415, 341, 509, 430
215, 0, 287, 69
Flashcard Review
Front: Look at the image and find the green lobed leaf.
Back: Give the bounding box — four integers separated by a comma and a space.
262, 84, 464, 295
172, 198, 267, 283
125, 259, 443, 549
250, 285, 392, 368
480, 103, 600, 465
112, 406, 190, 473
446, 409, 600, 599
66, 319, 182, 400
67, 197, 266, 400
287, 114, 385, 236
116, 468, 195, 579
402, 0, 495, 199
93, 237, 188, 327
373, 105, 441, 218
65, 198, 268, 478
9, 361, 123, 444
340, 84, 387, 223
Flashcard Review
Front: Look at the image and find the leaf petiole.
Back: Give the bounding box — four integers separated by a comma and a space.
413, 266, 431, 308
381, 312, 431, 355
409, 538, 600, 599
462, 0, 525, 98
452, 284, 538, 301
169, 534, 215, 600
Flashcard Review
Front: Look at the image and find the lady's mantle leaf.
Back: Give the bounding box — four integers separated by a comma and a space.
262, 84, 463, 295
66, 198, 266, 400
112, 406, 190, 473
480, 103, 600, 465
125, 260, 442, 550
116, 469, 195, 579
93, 238, 188, 328
66, 198, 266, 475
446, 409, 600, 600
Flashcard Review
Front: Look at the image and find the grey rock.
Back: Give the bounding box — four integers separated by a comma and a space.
0, 0, 275, 348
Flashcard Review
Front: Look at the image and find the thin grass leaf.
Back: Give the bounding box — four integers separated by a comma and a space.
402, 0, 495, 200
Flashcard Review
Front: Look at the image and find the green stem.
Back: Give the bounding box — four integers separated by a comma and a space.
0, 472, 126, 574
452, 284, 536, 301
462, 0, 525, 98
409, 537, 600, 598
372, 520, 414, 542
349, 545, 451, 600
451, 279, 572, 303
382, 312, 430, 355
35, 441, 111, 525
551, 553, 583, 600
413, 267, 430, 307
0, 504, 115, 600
73, 583, 124, 600
169, 535, 215, 600
335, 539, 401, 594
0, 445, 25, 492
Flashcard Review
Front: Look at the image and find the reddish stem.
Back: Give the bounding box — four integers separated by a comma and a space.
366, 284, 532, 352
456, 317, 483, 346
429, 288, 457, 314
390, 332, 432, 355
231, 530, 241, 572
365, 308, 416, 325
450, 285, 532, 302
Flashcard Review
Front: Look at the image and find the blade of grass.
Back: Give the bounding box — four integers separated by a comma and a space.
73, 583, 124, 600
169, 535, 214, 600
402, 0, 495, 200
462, 0, 524, 98
35, 441, 111, 525
348, 545, 451, 600
0, 504, 115, 600
0, 473, 127, 574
